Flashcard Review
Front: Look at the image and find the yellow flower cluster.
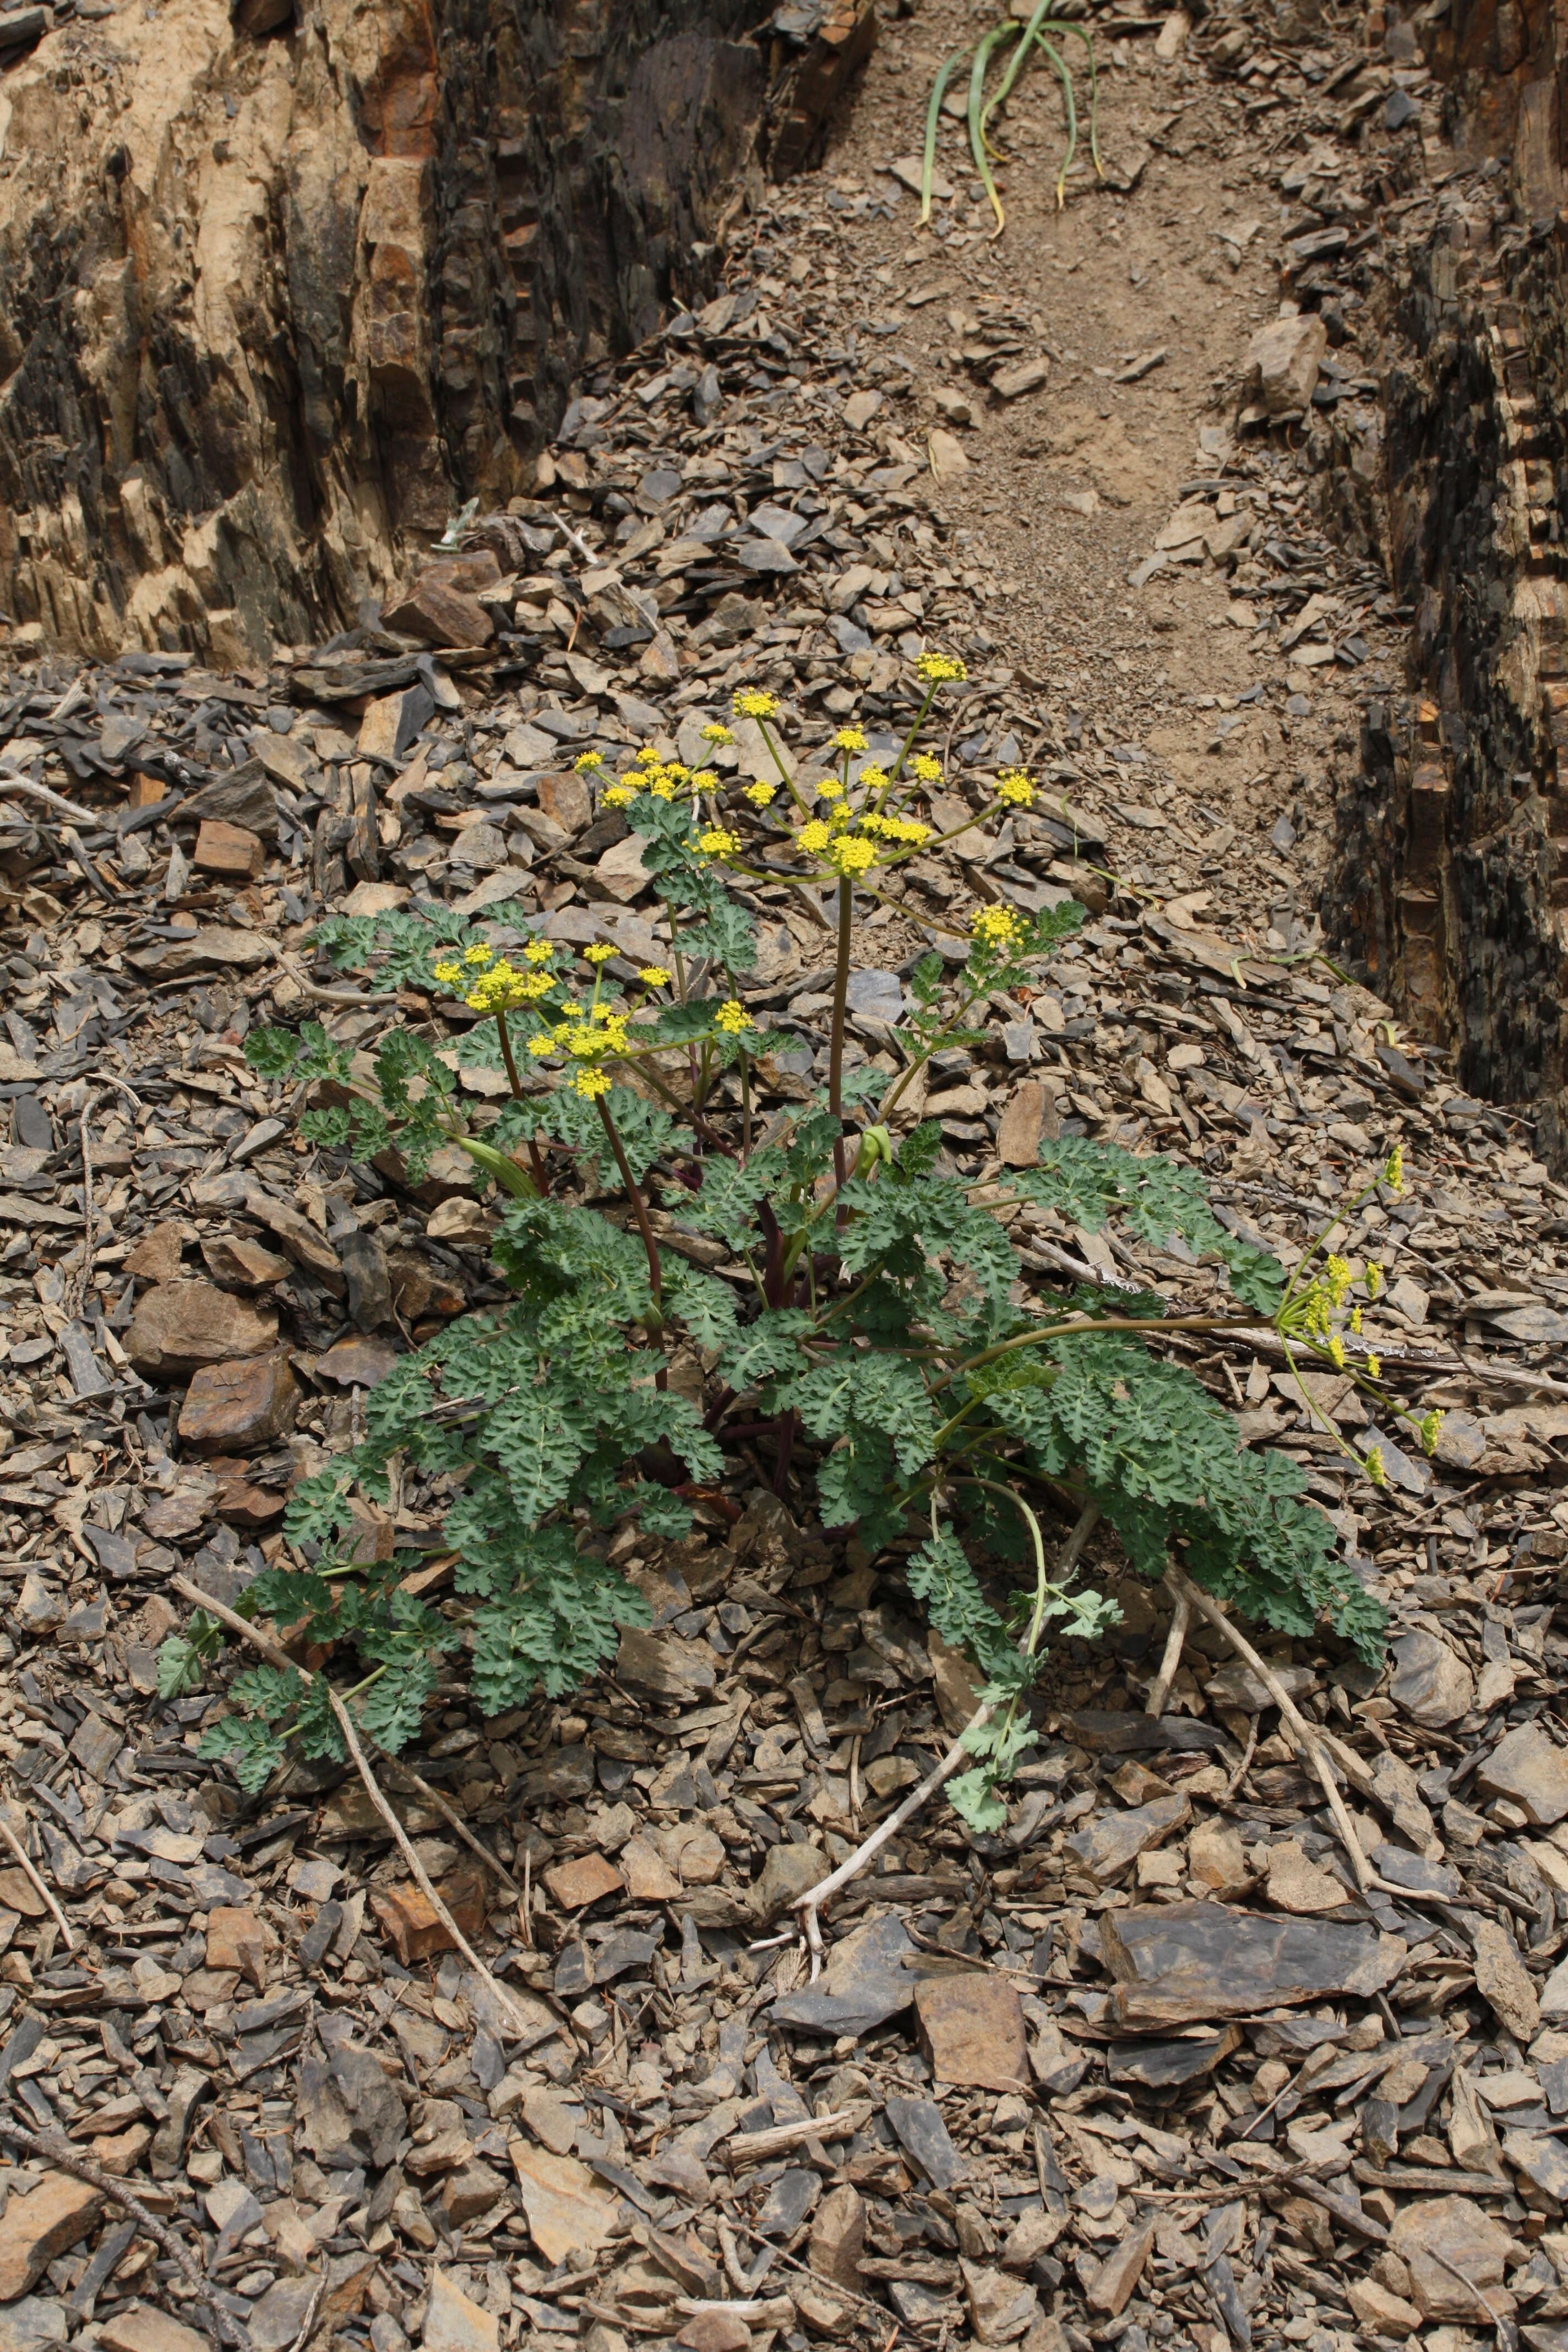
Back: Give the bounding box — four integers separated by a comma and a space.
733, 688, 778, 720
584, 941, 616, 966
527, 998, 631, 1100
997, 767, 1035, 808
834, 727, 868, 754
638, 965, 671, 988
464, 961, 556, 1015
859, 812, 930, 846
697, 827, 741, 857
714, 999, 753, 1035
1418, 1409, 1443, 1455
700, 722, 734, 745
1384, 1144, 1404, 1193
798, 819, 831, 854
971, 904, 1025, 952
745, 781, 777, 808
826, 836, 877, 878
912, 753, 943, 785
602, 783, 634, 809
918, 652, 967, 684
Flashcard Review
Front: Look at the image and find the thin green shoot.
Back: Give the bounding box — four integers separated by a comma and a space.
920, 51, 967, 226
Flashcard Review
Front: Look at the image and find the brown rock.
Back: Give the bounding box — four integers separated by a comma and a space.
100, 2308, 212, 2352
201, 1233, 292, 1288
1477, 1722, 1568, 1826
1388, 1630, 1474, 1728
89, 2123, 153, 2176
439, 2160, 507, 2225
962, 2261, 1041, 2344
506, 2142, 618, 2265
1347, 2280, 1420, 2338
1473, 1917, 1540, 2041
0, 1865, 45, 1918
542, 1853, 623, 1912
383, 573, 494, 649
0, 2170, 102, 2299
1186, 1819, 1251, 1901
997, 1080, 1047, 1167
124, 1221, 192, 1282
193, 818, 265, 877
126, 1279, 278, 1379
1389, 2196, 1517, 2321
913, 1973, 1030, 2093
677, 2316, 752, 2352
1066, 1793, 1191, 1885
808, 2184, 865, 2291
178, 1354, 299, 1452
1264, 1840, 1349, 1915
592, 832, 654, 903
423, 2269, 499, 2352
1085, 2225, 1154, 2316
242, 1192, 345, 1291
359, 687, 435, 765
619, 1833, 684, 1902
370, 1869, 486, 1965
206, 1905, 267, 1987
536, 771, 591, 833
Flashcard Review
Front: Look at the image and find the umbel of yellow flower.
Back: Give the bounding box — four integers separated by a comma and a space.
584, 941, 617, 966
733, 688, 778, 720
834, 726, 868, 754
798, 819, 831, 854
744, 782, 776, 808
971, 903, 1025, 951
997, 768, 1035, 808
917, 652, 967, 684
912, 753, 943, 784
638, 965, 671, 988
826, 836, 877, 878
697, 826, 741, 857
714, 1000, 752, 1035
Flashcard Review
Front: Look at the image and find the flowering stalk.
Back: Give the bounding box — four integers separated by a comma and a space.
827, 876, 854, 1194
596, 1094, 663, 1333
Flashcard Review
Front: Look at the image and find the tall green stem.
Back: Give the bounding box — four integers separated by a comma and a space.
494, 1010, 524, 1099
828, 877, 853, 1194
596, 1095, 663, 1331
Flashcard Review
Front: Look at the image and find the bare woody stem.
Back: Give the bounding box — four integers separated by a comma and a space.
596, 1093, 663, 1323
828, 876, 853, 1194
494, 1009, 525, 1099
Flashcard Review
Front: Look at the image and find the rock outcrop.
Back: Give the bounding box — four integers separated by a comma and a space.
0, 0, 872, 662
1326, 0, 1568, 1162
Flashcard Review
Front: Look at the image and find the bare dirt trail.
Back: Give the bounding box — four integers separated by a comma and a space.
801, 0, 1403, 977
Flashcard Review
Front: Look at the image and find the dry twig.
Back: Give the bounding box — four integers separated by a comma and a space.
0, 2113, 247, 2350
0, 1812, 76, 1950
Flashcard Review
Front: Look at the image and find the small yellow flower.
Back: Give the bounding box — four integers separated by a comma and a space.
733, 688, 778, 720
818, 778, 845, 802
997, 768, 1034, 808
834, 727, 868, 754
464, 944, 494, 967
917, 651, 967, 685
574, 749, 604, 772
432, 960, 462, 988
971, 904, 1023, 950
524, 940, 552, 966
698, 827, 740, 857
1384, 1142, 1404, 1194
1419, 1409, 1444, 1456
1325, 1255, 1352, 1308
573, 1068, 612, 1100
527, 1033, 556, 1056
700, 722, 734, 745
638, 966, 671, 988
1327, 1332, 1346, 1370
1366, 1353, 1381, 1381
912, 753, 943, 784
692, 768, 718, 793
603, 783, 634, 809
637, 743, 662, 766
1365, 1260, 1383, 1298
1365, 1445, 1387, 1488
714, 999, 752, 1035
744, 781, 776, 808
798, 820, 832, 855
1350, 1305, 1362, 1335
827, 835, 877, 877
584, 941, 616, 966
890, 818, 930, 846
858, 763, 889, 795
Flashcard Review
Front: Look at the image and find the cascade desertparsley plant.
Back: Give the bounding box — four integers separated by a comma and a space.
164, 655, 1407, 1826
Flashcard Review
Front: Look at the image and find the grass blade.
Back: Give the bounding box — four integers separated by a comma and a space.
921, 51, 968, 226
968, 24, 1021, 235
1035, 35, 1078, 208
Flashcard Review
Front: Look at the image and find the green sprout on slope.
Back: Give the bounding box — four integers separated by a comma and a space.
923, 1, 1103, 233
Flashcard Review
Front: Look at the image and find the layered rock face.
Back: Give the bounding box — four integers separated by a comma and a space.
1327, 0, 1568, 1161
0, 0, 866, 663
